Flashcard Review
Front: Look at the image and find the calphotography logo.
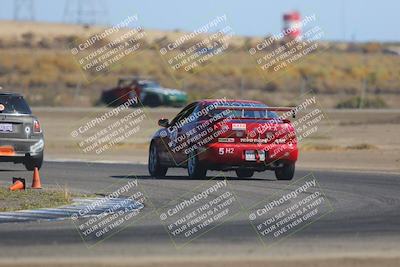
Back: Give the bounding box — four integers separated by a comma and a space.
248, 13, 327, 84
69, 14, 147, 80
159, 97, 234, 166
157, 14, 235, 79
156, 178, 242, 248
70, 180, 149, 247
248, 173, 334, 246
70, 98, 148, 158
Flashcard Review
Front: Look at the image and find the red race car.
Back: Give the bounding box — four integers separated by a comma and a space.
148, 99, 298, 180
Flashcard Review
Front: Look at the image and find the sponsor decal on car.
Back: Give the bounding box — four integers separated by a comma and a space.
240, 138, 269, 143
232, 123, 246, 131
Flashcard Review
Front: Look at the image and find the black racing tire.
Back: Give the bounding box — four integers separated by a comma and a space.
187, 151, 207, 179
24, 152, 43, 171
148, 142, 168, 178
235, 169, 254, 178
275, 163, 295, 180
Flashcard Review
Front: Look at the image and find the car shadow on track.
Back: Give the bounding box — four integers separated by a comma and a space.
110, 175, 275, 181
0, 169, 26, 172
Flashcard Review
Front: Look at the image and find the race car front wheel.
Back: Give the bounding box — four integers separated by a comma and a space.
235, 169, 254, 178
275, 163, 295, 180
148, 142, 168, 178
188, 151, 207, 179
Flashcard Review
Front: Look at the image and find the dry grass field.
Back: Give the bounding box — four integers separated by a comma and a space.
0, 20, 399, 109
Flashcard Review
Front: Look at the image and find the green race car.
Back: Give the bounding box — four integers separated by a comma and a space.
101, 77, 188, 107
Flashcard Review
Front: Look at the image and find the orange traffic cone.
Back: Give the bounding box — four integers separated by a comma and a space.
31, 167, 42, 189
9, 178, 25, 191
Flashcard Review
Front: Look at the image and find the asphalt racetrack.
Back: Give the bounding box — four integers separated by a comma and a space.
0, 161, 399, 263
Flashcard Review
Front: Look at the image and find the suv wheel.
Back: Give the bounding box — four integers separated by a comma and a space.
235, 169, 254, 178
275, 163, 295, 180
148, 142, 168, 177
187, 151, 207, 179
24, 152, 43, 171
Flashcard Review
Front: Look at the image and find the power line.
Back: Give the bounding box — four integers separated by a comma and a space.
63, 0, 108, 25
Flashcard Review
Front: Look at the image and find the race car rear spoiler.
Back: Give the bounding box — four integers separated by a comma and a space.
266, 107, 297, 118
215, 106, 297, 118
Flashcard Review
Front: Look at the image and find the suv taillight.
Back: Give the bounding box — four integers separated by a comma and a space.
33, 120, 41, 133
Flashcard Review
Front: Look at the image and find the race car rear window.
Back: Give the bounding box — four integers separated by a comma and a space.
0, 95, 32, 114
208, 108, 279, 119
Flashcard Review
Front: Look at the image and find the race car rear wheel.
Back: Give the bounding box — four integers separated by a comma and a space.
235, 169, 254, 178
148, 142, 168, 177
275, 163, 295, 180
188, 151, 207, 179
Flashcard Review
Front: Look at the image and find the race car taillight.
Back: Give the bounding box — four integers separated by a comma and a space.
33, 120, 41, 133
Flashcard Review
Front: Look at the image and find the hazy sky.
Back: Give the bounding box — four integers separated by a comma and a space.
0, 0, 398, 42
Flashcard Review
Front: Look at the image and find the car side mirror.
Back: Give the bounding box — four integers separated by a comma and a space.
158, 118, 169, 127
